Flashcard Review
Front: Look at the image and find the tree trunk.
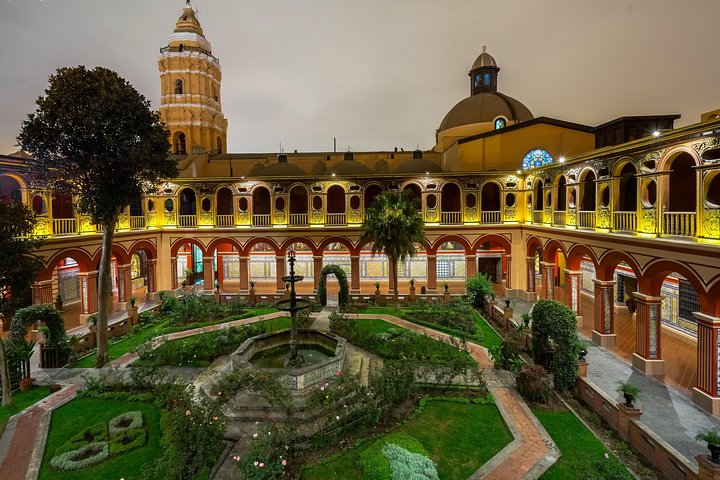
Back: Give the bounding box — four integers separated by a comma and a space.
95, 220, 116, 367
390, 257, 399, 305
0, 337, 12, 407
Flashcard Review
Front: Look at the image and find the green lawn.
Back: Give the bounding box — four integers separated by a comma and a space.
303, 399, 511, 479
74, 307, 278, 368
353, 306, 502, 348
534, 408, 634, 479
39, 398, 163, 480
0, 386, 52, 436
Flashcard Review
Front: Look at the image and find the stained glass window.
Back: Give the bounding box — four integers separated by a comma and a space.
522, 149, 553, 171
494, 118, 506, 130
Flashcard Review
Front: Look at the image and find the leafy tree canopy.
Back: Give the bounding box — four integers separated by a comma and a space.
17, 65, 177, 224
359, 190, 426, 266
0, 202, 44, 319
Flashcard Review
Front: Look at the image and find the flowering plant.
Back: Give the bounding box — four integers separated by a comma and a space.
237, 422, 292, 480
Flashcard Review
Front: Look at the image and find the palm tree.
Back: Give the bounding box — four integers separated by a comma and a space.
359, 190, 426, 300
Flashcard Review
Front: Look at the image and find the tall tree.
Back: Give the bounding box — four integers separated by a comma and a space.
18, 66, 177, 367
359, 190, 426, 300
0, 201, 44, 406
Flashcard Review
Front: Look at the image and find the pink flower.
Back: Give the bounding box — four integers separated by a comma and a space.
336, 370, 342, 376
252, 433, 258, 438
282, 459, 287, 466
259, 463, 265, 468
185, 410, 191, 416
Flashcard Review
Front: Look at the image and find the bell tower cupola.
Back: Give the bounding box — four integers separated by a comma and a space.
469, 46, 499, 95
159, 1, 228, 156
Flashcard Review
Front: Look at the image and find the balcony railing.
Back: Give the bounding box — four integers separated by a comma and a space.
481, 211, 501, 224
533, 210, 544, 224
253, 214, 271, 227
289, 213, 308, 226
179, 215, 197, 227
613, 211, 636, 232
441, 211, 462, 225
663, 212, 696, 237
130, 216, 145, 229
326, 213, 346, 225
53, 218, 77, 235
578, 211, 596, 229
554, 211, 566, 226
215, 214, 234, 227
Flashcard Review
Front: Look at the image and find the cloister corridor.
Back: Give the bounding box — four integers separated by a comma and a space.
556, 287, 699, 395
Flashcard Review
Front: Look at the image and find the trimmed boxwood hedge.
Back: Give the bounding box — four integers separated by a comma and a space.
50, 442, 110, 471
359, 433, 430, 480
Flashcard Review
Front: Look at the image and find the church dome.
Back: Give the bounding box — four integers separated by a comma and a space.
439, 93, 533, 131
255, 155, 306, 177
394, 150, 443, 174
327, 152, 372, 176
436, 47, 533, 142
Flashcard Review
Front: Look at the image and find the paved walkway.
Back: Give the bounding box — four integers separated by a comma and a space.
495, 292, 719, 468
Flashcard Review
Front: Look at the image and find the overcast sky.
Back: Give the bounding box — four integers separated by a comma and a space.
1, 0, 719, 154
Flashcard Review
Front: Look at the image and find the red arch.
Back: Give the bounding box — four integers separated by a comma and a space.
280, 237, 320, 256
91, 244, 130, 267
429, 235, 472, 255
596, 251, 642, 282
566, 244, 598, 271
318, 236, 357, 255
542, 239, 567, 263
170, 237, 207, 257
206, 237, 243, 255
639, 260, 708, 306
526, 235, 543, 259
127, 239, 157, 259
705, 281, 720, 317
39, 248, 94, 279
472, 234, 512, 254
241, 237, 280, 256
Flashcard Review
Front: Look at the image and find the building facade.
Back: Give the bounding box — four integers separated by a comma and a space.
1, 4, 720, 416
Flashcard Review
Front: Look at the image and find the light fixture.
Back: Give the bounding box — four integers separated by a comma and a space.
425, 171, 429, 175
516, 170, 521, 174
559, 156, 566, 163
332, 173, 336, 177
653, 131, 661, 137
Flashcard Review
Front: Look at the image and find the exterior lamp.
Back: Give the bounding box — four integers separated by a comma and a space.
653, 131, 661, 137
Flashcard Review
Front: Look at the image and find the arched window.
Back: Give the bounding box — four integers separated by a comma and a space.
494, 118, 506, 130
174, 132, 186, 155
522, 149, 553, 171
216, 136, 222, 154
175, 79, 183, 94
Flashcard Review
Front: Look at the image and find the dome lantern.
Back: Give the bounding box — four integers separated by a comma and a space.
469, 46, 499, 95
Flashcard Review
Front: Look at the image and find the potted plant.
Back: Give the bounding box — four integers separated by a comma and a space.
616, 382, 640, 408
409, 278, 415, 288
505, 298, 512, 308
443, 282, 449, 292
696, 428, 720, 463
374, 281, 381, 293
184, 267, 194, 285
87, 315, 98, 333
54, 294, 63, 311
37, 325, 50, 341
19, 377, 34, 392
14, 339, 36, 381
128, 296, 136, 307
249, 280, 255, 291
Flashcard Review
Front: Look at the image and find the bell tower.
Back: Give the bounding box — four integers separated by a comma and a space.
159, 1, 228, 156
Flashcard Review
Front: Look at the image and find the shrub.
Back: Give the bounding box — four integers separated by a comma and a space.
408, 300, 477, 335
109, 428, 146, 455
530, 299, 582, 390
359, 433, 429, 480
465, 273, 493, 308
55, 422, 108, 457
516, 365, 552, 403
50, 442, 110, 471
108, 410, 143, 437
168, 293, 224, 326
382, 443, 439, 480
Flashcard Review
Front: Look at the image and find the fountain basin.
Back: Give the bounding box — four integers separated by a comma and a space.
231, 329, 346, 390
